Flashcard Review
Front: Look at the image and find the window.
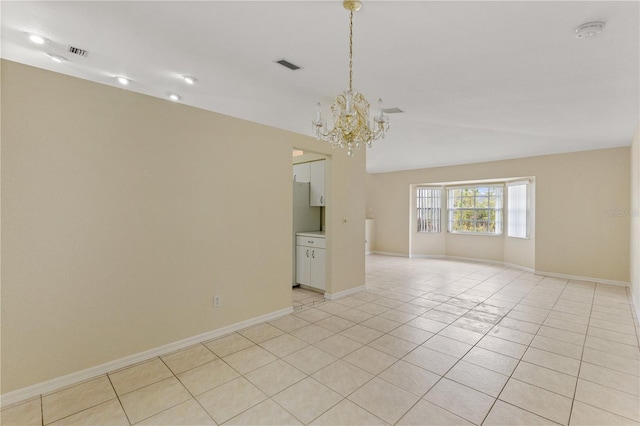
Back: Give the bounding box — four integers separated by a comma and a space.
507, 182, 529, 238
417, 188, 441, 232
447, 186, 503, 234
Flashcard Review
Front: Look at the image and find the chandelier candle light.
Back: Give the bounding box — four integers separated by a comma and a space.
312, 0, 389, 157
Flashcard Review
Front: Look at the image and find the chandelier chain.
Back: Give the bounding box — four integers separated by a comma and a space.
349, 9, 353, 92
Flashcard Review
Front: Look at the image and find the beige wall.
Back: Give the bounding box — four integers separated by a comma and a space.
631, 122, 640, 315
446, 233, 505, 263
1, 60, 365, 393
368, 148, 630, 282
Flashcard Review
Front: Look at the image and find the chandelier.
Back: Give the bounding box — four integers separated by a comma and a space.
312, 0, 389, 157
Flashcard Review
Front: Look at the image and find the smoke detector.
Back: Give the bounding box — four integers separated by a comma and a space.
575, 21, 605, 39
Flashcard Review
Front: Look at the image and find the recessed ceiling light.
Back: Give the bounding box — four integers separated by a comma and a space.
116, 76, 130, 85
181, 75, 197, 85
28, 33, 47, 44
168, 93, 181, 102
46, 53, 65, 63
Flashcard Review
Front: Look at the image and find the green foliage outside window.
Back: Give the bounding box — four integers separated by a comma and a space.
448, 187, 503, 234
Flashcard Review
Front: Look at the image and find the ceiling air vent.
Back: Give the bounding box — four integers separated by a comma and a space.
276, 59, 301, 70
67, 45, 88, 57
383, 107, 404, 114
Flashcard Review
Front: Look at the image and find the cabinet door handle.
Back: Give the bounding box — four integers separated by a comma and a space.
320, 196, 323, 204
307, 240, 314, 244
312, 250, 315, 259
306, 249, 309, 258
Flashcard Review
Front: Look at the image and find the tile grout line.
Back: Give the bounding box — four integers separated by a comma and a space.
475, 272, 557, 425
436, 265, 550, 423
288, 288, 439, 424
202, 270, 628, 418
40, 375, 130, 426
377, 266, 535, 425
570, 286, 640, 423
566, 282, 595, 426
156, 351, 216, 426
283, 303, 391, 424
105, 373, 132, 426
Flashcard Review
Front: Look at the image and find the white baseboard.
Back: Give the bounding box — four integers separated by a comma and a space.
376, 252, 531, 272
0, 306, 293, 408
408, 254, 446, 259
325, 285, 366, 300
503, 262, 535, 273
535, 270, 630, 287
372, 251, 409, 257
445, 256, 534, 273
445, 255, 504, 265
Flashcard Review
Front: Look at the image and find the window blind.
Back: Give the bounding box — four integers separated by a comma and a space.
507, 183, 528, 238
417, 188, 441, 232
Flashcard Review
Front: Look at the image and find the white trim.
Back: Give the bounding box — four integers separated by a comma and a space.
372, 251, 410, 257
503, 262, 535, 273
506, 179, 532, 186
0, 306, 293, 408
445, 183, 505, 190
324, 285, 366, 300
378, 252, 533, 272
408, 254, 446, 259
446, 255, 504, 266
535, 270, 630, 287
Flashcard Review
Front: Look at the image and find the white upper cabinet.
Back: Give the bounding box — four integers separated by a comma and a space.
309, 160, 325, 206
293, 163, 310, 183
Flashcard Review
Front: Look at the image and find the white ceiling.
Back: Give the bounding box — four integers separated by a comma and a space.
2, 1, 638, 173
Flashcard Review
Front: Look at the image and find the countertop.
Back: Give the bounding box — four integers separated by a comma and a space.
296, 231, 325, 238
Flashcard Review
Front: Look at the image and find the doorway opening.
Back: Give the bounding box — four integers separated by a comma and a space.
291, 149, 329, 310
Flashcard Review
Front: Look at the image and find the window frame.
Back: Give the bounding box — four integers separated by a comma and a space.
447, 185, 504, 235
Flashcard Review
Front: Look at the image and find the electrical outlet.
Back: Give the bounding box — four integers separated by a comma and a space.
213, 295, 221, 308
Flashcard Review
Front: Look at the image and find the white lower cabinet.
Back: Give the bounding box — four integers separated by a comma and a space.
295, 236, 325, 291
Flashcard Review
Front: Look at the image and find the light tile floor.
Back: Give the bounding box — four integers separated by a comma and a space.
3, 255, 639, 425
292, 287, 326, 311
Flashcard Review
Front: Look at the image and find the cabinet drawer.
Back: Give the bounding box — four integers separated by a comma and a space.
296, 236, 326, 248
